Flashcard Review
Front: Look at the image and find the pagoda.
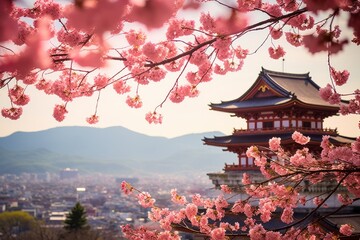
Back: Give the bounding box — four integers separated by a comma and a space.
203, 68, 354, 189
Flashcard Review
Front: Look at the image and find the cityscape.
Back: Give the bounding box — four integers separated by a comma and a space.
0, 168, 216, 239
0, 0, 359, 238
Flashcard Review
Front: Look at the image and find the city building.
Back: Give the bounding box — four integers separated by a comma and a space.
59, 168, 79, 180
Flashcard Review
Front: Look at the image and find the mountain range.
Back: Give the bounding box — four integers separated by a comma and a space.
0, 126, 231, 176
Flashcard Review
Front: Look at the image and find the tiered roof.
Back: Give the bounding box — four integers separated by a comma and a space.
209, 68, 343, 117
204, 68, 353, 150
203, 131, 354, 149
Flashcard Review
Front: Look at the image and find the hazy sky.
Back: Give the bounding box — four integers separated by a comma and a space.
1, 3, 359, 138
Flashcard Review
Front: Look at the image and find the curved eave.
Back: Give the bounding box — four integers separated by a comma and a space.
209, 97, 292, 113
203, 133, 354, 148
210, 99, 340, 115
290, 99, 340, 112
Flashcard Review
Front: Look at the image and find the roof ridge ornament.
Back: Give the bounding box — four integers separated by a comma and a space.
258, 85, 269, 92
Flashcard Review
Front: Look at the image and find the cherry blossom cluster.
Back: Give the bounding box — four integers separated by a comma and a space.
120, 130, 359, 239
121, 132, 360, 239
1, 0, 359, 123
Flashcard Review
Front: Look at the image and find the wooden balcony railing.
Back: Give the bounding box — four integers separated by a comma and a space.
224, 163, 259, 171
233, 127, 337, 135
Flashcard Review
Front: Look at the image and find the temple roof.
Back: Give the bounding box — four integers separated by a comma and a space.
203, 132, 355, 148
210, 68, 342, 114
175, 209, 360, 238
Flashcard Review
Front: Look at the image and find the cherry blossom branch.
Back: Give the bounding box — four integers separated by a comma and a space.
155, 55, 192, 110
0, 45, 16, 54
272, 172, 351, 232
145, 7, 308, 69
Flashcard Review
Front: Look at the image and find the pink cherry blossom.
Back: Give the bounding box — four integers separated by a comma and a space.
269, 137, 281, 151
121, 181, 133, 195
313, 196, 323, 206
277, 0, 299, 12
142, 42, 168, 63
137, 191, 155, 208
330, 67, 349, 86
145, 111, 163, 124
64, 0, 128, 36
71, 48, 107, 68
319, 84, 341, 104
93, 74, 108, 89
189, 51, 208, 67
56, 28, 84, 47
339, 224, 354, 236
237, 0, 261, 11
125, 29, 146, 46
166, 18, 194, 40
337, 194, 353, 205
265, 231, 282, 240
191, 194, 205, 206
242, 172, 251, 185
185, 203, 198, 219
302, 0, 338, 12
113, 80, 131, 94
0, 17, 52, 76
214, 195, 229, 211
214, 64, 228, 75
205, 208, 217, 221
169, 88, 185, 103
285, 32, 302, 47
9, 85, 25, 101
148, 67, 166, 82
210, 227, 225, 240
126, 0, 179, 29
248, 224, 266, 239
244, 203, 253, 217
86, 114, 99, 124
130, 65, 150, 85
281, 207, 294, 224
199, 216, 211, 234
12, 93, 30, 106
1, 107, 23, 120
126, 95, 143, 108
352, 137, 360, 153
13, 21, 33, 46
0, 1, 18, 42
22, 73, 38, 85
171, 189, 187, 205
258, 199, 276, 222
246, 146, 260, 158
165, 58, 185, 72
214, 10, 248, 35
235, 46, 249, 59
303, 31, 348, 55
292, 131, 310, 145
53, 104, 67, 122
287, 14, 314, 30
261, 3, 282, 17
268, 45, 286, 59
220, 185, 232, 194
200, 12, 216, 32
269, 26, 283, 40
36, 79, 52, 93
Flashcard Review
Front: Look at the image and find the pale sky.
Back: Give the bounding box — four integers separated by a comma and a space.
1, 3, 359, 139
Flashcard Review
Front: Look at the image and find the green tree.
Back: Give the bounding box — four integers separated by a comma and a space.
0, 211, 36, 240
63, 202, 88, 231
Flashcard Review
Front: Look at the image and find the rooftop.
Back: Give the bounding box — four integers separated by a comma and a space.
210, 68, 342, 114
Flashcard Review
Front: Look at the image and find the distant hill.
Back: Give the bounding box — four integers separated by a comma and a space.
0, 126, 231, 176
